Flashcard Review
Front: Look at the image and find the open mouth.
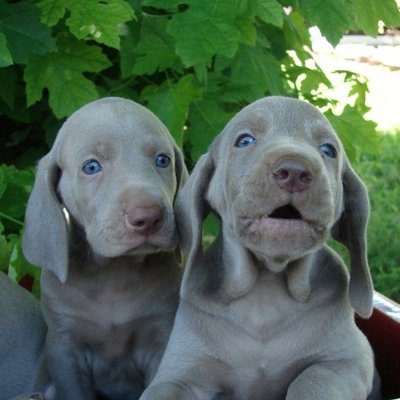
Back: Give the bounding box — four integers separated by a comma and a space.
269, 204, 303, 220
238, 203, 325, 244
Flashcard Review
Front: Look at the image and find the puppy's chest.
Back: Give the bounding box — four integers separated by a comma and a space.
48, 274, 173, 360
223, 274, 306, 337
74, 309, 138, 359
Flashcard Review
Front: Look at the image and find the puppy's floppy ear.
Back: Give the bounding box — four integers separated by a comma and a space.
22, 153, 69, 283
176, 147, 257, 301
173, 143, 189, 197
175, 153, 214, 297
331, 157, 373, 318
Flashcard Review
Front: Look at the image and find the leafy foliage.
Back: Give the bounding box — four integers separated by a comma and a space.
0, 0, 399, 297
24, 34, 112, 118
0, 165, 40, 295
0, 1, 55, 64
352, 0, 400, 37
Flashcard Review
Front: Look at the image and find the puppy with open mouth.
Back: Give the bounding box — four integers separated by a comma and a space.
140, 96, 377, 400
23, 97, 187, 399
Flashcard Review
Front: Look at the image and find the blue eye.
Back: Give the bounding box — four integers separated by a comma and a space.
155, 153, 171, 168
319, 143, 337, 158
235, 134, 256, 148
82, 160, 102, 175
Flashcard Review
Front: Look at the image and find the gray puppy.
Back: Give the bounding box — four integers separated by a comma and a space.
140, 96, 376, 400
22, 97, 187, 400
0, 272, 48, 400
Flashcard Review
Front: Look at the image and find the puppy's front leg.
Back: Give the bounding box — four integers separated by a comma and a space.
286, 359, 373, 400
140, 382, 197, 400
46, 332, 95, 400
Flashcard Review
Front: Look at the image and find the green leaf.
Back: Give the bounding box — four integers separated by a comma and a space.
349, 80, 369, 113
187, 99, 234, 160
249, 0, 283, 28
9, 237, 41, 298
133, 34, 176, 74
0, 32, 12, 67
0, 2, 55, 64
142, 74, 203, 146
0, 165, 34, 222
48, 71, 100, 120
299, 0, 350, 46
132, 15, 177, 75
0, 165, 34, 220
0, 166, 6, 200
143, 0, 185, 10
229, 43, 285, 102
65, 0, 135, 49
352, 0, 400, 37
167, 0, 244, 66
336, 69, 370, 113
294, 67, 332, 94
120, 20, 141, 78
325, 106, 379, 162
143, 0, 182, 8
193, 63, 208, 84
38, 0, 67, 27
235, 13, 257, 46
24, 36, 111, 118
0, 67, 16, 108
283, 11, 311, 52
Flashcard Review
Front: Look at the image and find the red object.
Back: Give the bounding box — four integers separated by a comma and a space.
356, 292, 400, 400
18, 274, 34, 292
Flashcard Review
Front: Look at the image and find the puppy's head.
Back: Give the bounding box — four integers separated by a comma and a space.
211, 97, 342, 265
23, 97, 187, 283
177, 96, 372, 317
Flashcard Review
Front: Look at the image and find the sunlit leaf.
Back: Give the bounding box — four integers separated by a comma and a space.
299, 0, 350, 46
66, 0, 135, 49
352, 0, 400, 37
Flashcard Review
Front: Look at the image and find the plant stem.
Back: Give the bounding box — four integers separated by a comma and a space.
0, 212, 24, 227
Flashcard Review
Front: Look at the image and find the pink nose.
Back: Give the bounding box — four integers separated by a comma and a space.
126, 206, 164, 236
273, 160, 313, 193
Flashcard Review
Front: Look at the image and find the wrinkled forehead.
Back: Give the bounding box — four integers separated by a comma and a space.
220, 97, 339, 145
54, 99, 173, 158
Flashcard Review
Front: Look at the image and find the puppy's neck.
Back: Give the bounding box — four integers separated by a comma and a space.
254, 253, 289, 273
254, 252, 315, 303
218, 225, 314, 303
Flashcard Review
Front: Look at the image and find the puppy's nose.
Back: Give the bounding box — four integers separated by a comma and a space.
126, 206, 164, 235
273, 160, 313, 193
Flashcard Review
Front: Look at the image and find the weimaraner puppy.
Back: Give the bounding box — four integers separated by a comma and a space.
140, 96, 377, 400
22, 97, 188, 400
0, 272, 48, 400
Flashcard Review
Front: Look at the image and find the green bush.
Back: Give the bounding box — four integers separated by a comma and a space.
357, 133, 400, 302
0, 0, 399, 299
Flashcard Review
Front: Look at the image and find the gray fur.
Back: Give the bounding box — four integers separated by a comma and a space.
140, 96, 377, 400
22, 97, 188, 399
0, 272, 49, 399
